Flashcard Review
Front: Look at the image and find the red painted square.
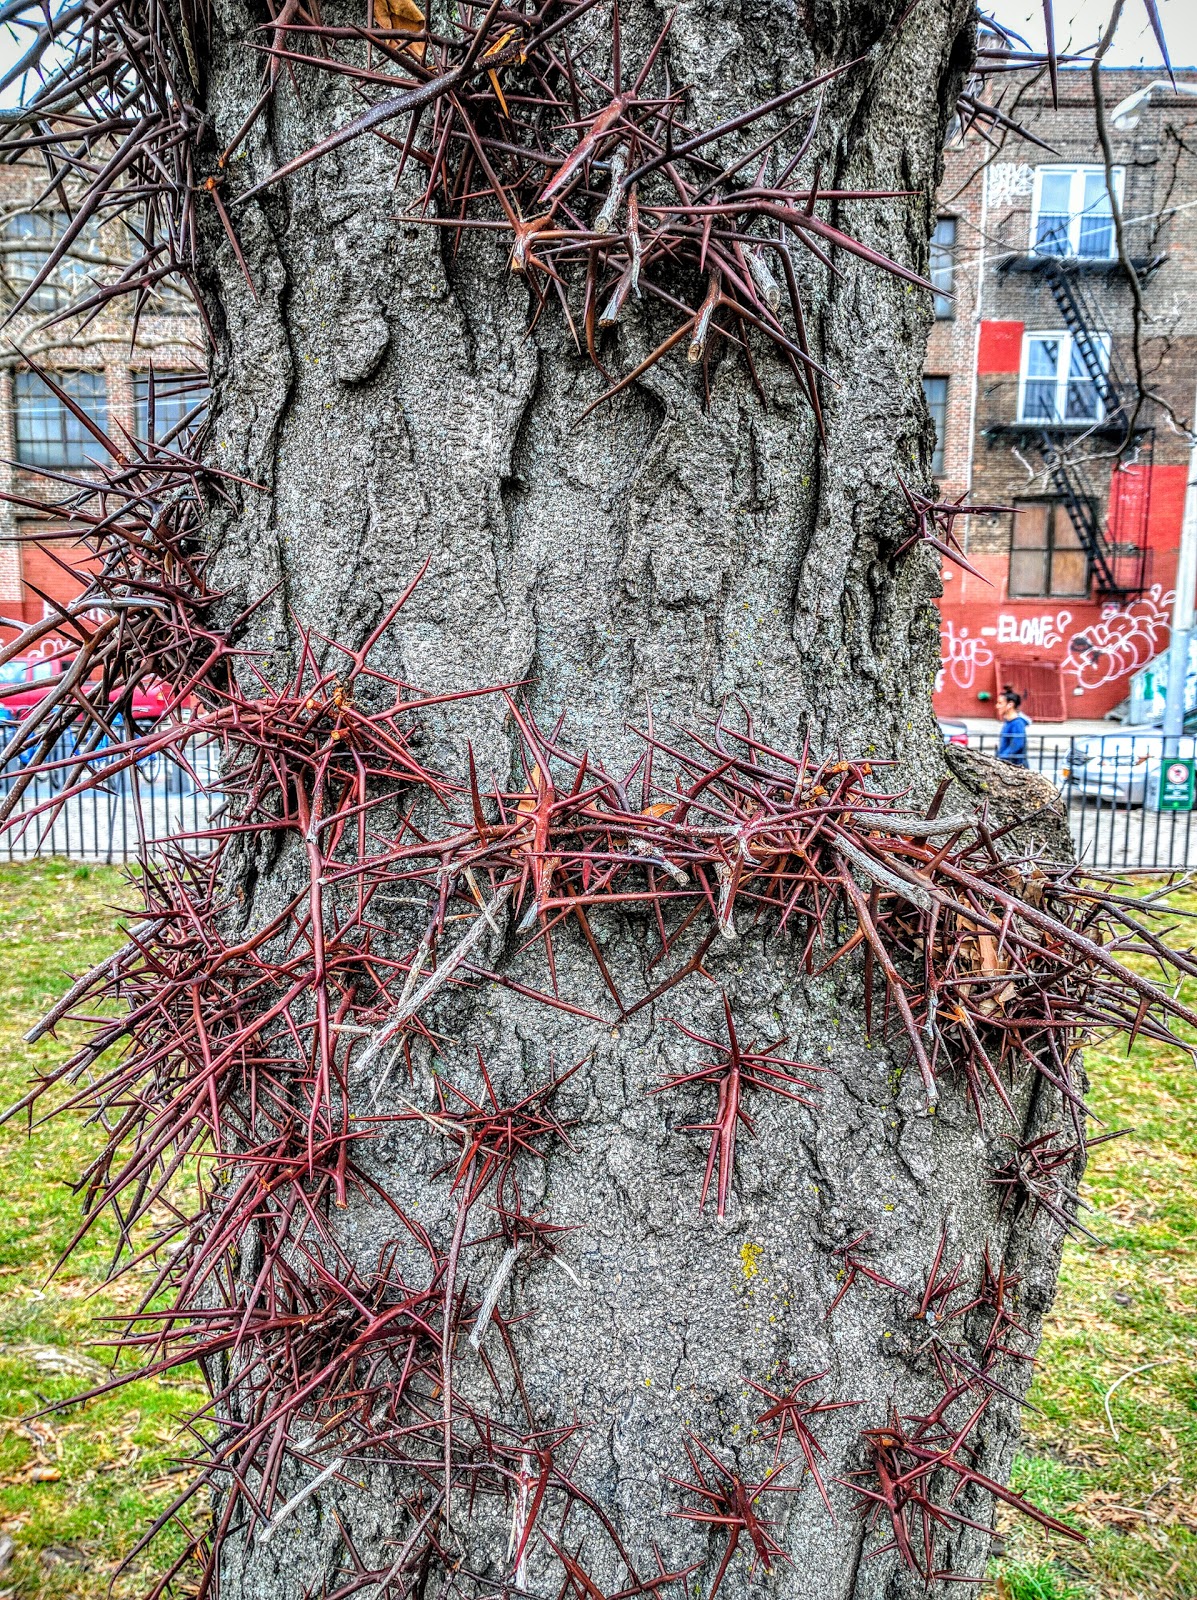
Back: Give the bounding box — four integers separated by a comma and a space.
1108, 461, 1188, 552
977, 320, 1024, 374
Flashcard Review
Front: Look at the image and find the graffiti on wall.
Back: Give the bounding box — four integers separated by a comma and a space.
936, 620, 995, 692
993, 610, 1073, 649
938, 586, 1176, 700
1061, 584, 1174, 690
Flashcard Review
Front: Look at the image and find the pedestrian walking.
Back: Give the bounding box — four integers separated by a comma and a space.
996, 687, 1030, 767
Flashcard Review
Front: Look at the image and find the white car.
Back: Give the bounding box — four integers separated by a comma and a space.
1065, 733, 1197, 807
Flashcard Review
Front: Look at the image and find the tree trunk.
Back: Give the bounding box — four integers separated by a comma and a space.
192, 3, 1073, 1595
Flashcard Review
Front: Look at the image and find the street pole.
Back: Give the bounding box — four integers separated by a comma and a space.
1163, 382, 1197, 755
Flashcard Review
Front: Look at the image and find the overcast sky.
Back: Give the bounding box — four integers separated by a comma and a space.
0, 0, 1193, 105
990, 0, 1196, 68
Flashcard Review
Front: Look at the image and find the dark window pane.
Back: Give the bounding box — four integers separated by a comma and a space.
1077, 214, 1113, 258
133, 370, 209, 445
1035, 172, 1073, 256
2, 210, 102, 310
1035, 214, 1070, 255
930, 217, 955, 319
1023, 380, 1058, 421
4, 211, 62, 310
14, 370, 109, 467
1065, 339, 1102, 420
1078, 171, 1114, 259
922, 375, 948, 476
1022, 336, 1060, 422
1064, 375, 1098, 421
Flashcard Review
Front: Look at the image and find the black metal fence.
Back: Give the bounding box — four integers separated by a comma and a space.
0, 731, 218, 864
1, 727, 1194, 873
968, 732, 1197, 873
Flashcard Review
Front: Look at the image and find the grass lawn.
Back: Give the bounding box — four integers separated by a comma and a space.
0, 861, 203, 1599
985, 945, 1197, 1600
0, 860, 1191, 1597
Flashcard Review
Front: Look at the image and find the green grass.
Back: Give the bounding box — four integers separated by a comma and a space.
0, 861, 203, 1599
985, 898, 1197, 1600
0, 862, 1192, 1598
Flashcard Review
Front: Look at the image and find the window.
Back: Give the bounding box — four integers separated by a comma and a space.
2, 211, 102, 310
1018, 332, 1110, 424
13, 371, 109, 467
1009, 502, 1088, 598
133, 370, 209, 445
1030, 165, 1123, 260
930, 217, 956, 319
923, 375, 948, 476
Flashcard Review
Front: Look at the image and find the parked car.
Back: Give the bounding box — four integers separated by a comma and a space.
1065, 732, 1197, 807
0, 648, 182, 793
937, 717, 969, 746
0, 650, 171, 722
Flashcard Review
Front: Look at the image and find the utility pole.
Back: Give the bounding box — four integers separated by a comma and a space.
1162, 379, 1197, 755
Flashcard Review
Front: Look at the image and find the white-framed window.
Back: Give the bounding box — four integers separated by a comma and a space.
1030, 165, 1123, 259
922, 375, 948, 475
1018, 331, 1111, 424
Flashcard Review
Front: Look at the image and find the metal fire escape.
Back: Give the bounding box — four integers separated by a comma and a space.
1037, 431, 1121, 593
1040, 256, 1125, 421
1032, 256, 1147, 598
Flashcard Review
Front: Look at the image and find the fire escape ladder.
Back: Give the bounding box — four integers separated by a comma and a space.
1042, 256, 1123, 421
1038, 430, 1120, 595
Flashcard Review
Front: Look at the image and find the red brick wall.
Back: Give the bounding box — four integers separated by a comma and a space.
0, 158, 204, 632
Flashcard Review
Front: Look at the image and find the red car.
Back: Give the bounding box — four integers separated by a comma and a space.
0, 651, 172, 722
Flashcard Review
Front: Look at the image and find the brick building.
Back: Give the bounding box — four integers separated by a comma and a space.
925, 64, 1197, 722
0, 157, 205, 648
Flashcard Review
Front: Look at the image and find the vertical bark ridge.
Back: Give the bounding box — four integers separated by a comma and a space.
190, 5, 1073, 1598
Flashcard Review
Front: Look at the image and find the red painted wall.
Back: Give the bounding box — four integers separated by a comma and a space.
977, 321, 1024, 374
934, 464, 1189, 721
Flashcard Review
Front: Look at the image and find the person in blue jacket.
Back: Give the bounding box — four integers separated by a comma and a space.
996, 687, 1030, 766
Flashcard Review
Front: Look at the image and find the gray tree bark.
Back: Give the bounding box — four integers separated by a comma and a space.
192, 2, 1075, 1594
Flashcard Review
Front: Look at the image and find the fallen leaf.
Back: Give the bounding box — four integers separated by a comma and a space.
372, 0, 425, 58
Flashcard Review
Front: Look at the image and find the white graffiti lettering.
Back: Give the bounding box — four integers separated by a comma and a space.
1062, 583, 1174, 690
937, 620, 994, 693
995, 610, 1072, 649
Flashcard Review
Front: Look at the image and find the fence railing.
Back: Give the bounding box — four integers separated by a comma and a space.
967, 731, 1197, 873
0, 730, 219, 864
1, 727, 1195, 873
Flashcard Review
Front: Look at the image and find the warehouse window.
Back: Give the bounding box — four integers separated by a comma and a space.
13, 370, 109, 467
1030, 166, 1123, 260
1009, 502, 1088, 598
133, 370, 209, 445
923, 375, 948, 476
930, 217, 956, 319
2, 211, 102, 310
1018, 331, 1110, 424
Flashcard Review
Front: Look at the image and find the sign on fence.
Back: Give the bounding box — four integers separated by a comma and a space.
1156, 758, 1196, 813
